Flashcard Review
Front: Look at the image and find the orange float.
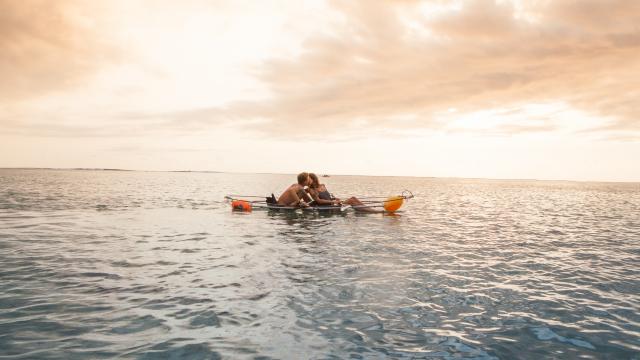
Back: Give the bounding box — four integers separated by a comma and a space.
231, 200, 252, 212
383, 196, 404, 212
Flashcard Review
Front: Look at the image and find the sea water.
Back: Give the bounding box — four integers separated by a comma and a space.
0, 169, 638, 359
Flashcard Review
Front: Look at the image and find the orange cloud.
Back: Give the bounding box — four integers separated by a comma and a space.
209, 0, 639, 138
0, 0, 120, 101
1, 0, 638, 141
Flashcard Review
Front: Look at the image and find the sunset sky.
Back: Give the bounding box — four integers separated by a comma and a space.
1, 0, 639, 181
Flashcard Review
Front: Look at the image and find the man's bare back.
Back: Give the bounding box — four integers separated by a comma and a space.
277, 172, 313, 207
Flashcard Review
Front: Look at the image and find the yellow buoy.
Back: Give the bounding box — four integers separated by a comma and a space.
383, 196, 404, 212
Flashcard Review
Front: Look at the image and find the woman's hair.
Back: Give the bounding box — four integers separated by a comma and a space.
308, 173, 320, 188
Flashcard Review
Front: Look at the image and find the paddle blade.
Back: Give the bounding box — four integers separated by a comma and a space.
231, 200, 252, 212
383, 196, 404, 212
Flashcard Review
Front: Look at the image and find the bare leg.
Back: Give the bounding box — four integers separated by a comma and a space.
344, 197, 381, 213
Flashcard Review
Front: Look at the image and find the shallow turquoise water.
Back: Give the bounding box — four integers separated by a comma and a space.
0, 169, 639, 359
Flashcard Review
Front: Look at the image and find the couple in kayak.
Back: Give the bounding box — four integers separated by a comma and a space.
277, 172, 377, 211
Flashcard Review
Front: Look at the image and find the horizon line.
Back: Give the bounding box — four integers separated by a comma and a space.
1, 167, 639, 185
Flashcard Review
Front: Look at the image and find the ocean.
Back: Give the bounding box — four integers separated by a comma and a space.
1, 169, 638, 359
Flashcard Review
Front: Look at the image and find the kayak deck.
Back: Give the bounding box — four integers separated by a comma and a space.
224, 196, 345, 211
254, 203, 344, 211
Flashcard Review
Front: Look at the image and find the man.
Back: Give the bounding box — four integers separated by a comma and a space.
277, 172, 314, 207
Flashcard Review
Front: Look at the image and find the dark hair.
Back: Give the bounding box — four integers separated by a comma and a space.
297, 172, 309, 185
309, 173, 320, 188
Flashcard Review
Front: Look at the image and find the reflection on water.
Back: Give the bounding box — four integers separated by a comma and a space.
0, 169, 639, 359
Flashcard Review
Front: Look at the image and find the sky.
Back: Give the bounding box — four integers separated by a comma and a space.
1, 0, 639, 182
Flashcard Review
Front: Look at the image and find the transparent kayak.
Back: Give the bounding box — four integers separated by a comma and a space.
224, 190, 414, 213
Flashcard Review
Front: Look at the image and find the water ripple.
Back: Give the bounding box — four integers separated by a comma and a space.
0, 170, 638, 358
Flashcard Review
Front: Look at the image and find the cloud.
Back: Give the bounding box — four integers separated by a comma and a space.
1, 0, 638, 141
0, 0, 120, 101
0, 105, 255, 138
207, 0, 639, 138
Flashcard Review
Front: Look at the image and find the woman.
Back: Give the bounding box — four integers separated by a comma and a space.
307, 173, 380, 212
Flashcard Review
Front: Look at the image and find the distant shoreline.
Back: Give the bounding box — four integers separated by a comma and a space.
0, 167, 221, 173
1, 167, 639, 184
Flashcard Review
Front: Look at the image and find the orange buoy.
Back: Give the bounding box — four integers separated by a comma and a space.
231, 200, 252, 212
383, 196, 404, 212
